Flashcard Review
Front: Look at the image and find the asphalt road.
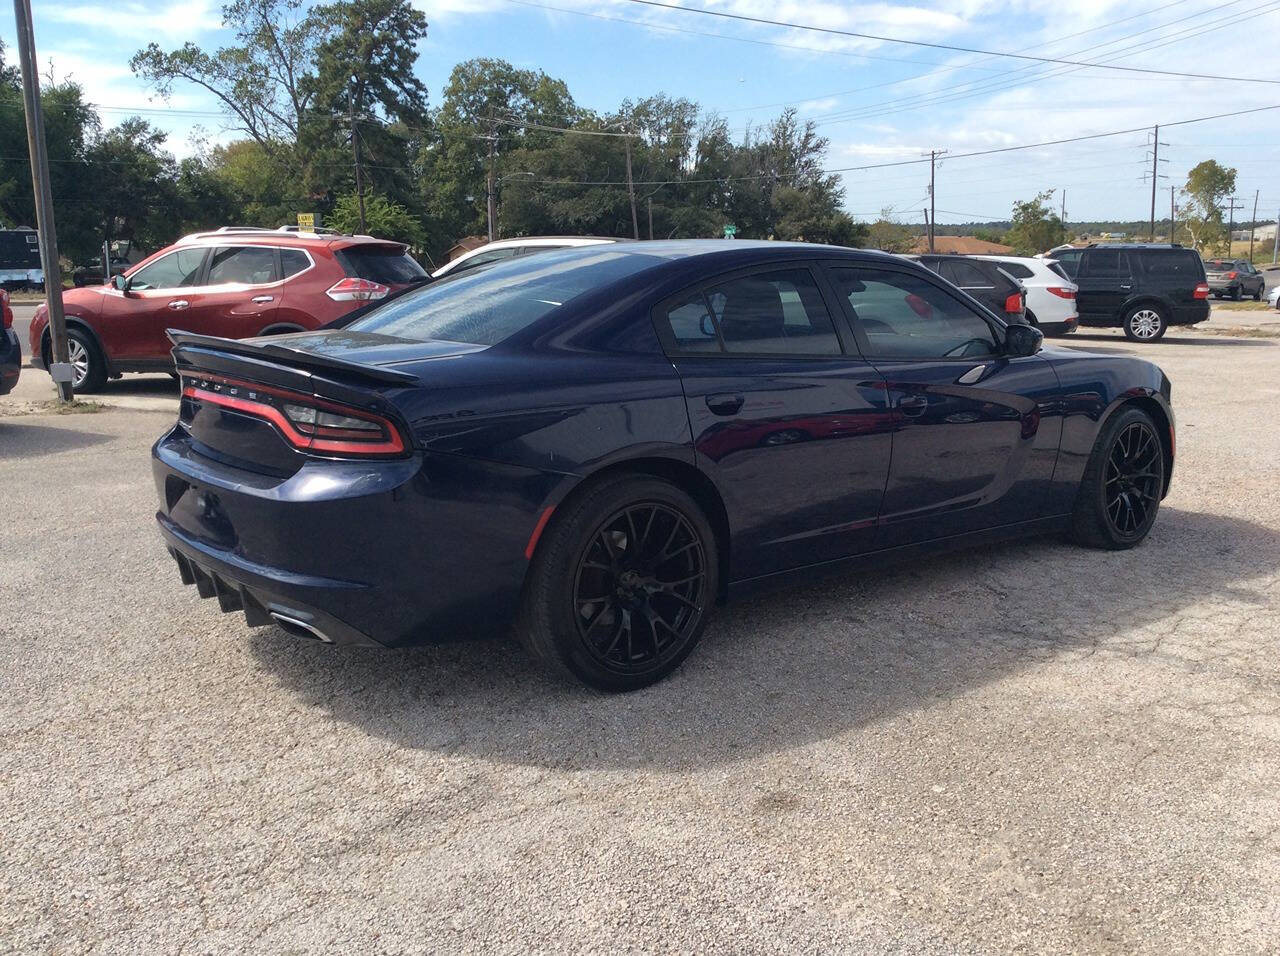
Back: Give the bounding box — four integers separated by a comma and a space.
3, 318, 1280, 951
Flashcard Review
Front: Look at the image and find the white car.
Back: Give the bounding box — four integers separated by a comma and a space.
974, 254, 1079, 336
432, 237, 619, 279
1268, 283, 1280, 310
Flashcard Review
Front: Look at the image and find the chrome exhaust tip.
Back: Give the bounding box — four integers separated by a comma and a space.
269, 611, 334, 643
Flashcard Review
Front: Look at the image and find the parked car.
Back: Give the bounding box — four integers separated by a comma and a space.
910, 254, 1028, 324
1202, 258, 1265, 301
0, 227, 42, 291
1268, 283, 1280, 310
432, 236, 619, 280
28, 227, 428, 391
1, 288, 20, 396
72, 239, 147, 287
153, 240, 1174, 692
1049, 244, 1209, 342
973, 254, 1078, 336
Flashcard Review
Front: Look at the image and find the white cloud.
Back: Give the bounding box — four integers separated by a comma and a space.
45, 0, 222, 42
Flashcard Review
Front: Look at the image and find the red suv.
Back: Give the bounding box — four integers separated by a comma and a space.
29, 228, 428, 391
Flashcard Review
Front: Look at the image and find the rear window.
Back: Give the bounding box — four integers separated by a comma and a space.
1046, 261, 1071, 281
346, 248, 659, 346
1141, 250, 1204, 278
1204, 259, 1232, 271
335, 246, 428, 285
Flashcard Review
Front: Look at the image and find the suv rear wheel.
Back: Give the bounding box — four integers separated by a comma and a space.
1122, 304, 1167, 342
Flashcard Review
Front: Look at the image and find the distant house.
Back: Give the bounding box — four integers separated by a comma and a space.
1250, 223, 1276, 242
444, 236, 487, 262
909, 235, 1014, 255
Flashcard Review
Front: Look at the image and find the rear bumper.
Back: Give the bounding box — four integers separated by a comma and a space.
1, 329, 20, 396
152, 424, 560, 647
1171, 300, 1211, 326
1039, 315, 1078, 336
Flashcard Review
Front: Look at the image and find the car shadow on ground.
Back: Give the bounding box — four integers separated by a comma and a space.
1068, 332, 1275, 348
248, 507, 1279, 771
0, 420, 113, 459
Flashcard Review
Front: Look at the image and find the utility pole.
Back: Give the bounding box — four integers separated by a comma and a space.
623, 126, 639, 240
922, 208, 930, 251
647, 197, 653, 241
1149, 125, 1159, 241
1225, 196, 1244, 253
486, 110, 497, 243
1274, 207, 1279, 265
1170, 186, 1177, 245
13, 0, 71, 401
924, 149, 946, 253
1060, 189, 1066, 232
350, 76, 366, 234
1249, 189, 1259, 262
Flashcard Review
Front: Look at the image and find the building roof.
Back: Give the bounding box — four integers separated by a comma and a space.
909, 235, 1014, 255
445, 236, 488, 262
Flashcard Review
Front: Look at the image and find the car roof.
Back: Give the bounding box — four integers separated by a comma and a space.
1087, 242, 1186, 250
475, 236, 621, 249
173, 228, 405, 251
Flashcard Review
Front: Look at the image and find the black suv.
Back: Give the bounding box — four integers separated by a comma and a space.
911, 255, 1027, 323
1049, 244, 1208, 342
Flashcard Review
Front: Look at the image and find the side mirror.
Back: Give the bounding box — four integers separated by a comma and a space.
1004, 322, 1043, 357
111, 274, 129, 292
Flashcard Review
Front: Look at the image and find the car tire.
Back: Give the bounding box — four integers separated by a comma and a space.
65, 328, 107, 392
1069, 406, 1165, 550
1231, 285, 1243, 301
516, 474, 719, 692
1121, 304, 1168, 342
1253, 284, 1263, 301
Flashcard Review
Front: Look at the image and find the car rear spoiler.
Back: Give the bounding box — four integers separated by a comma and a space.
166, 329, 420, 386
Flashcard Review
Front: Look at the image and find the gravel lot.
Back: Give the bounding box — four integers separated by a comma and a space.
2, 316, 1279, 952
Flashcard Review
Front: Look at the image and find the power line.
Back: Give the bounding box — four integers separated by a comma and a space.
617, 0, 1280, 86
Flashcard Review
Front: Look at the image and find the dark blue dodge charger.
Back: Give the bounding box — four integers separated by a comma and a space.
153, 241, 1174, 691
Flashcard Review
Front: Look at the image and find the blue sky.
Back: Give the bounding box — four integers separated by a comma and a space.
3, 0, 1279, 226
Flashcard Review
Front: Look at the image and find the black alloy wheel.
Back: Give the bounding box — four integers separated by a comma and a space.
1070, 407, 1165, 549
573, 502, 708, 676
518, 475, 718, 691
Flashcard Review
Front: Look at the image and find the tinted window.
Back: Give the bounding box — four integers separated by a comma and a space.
280, 249, 311, 278
1142, 250, 1204, 278
1205, 259, 1232, 271
1046, 261, 1071, 281
347, 248, 659, 346
994, 261, 1034, 279
1082, 250, 1129, 278
1053, 249, 1082, 277
699, 269, 841, 355
336, 246, 428, 284
207, 246, 278, 285
831, 267, 998, 359
128, 248, 206, 290
941, 260, 993, 287
663, 292, 719, 352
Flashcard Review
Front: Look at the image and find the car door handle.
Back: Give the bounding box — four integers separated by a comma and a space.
251, 295, 274, 304
167, 300, 189, 310
897, 395, 928, 417
705, 392, 744, 416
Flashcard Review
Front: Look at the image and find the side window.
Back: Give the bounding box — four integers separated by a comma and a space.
1081, 250, 1129, 278
127, 248, 206, 290
280, 249, 311, 278
998, 261, 1034, 279
705, 269, 842, 355
662, 291, 720, 353
207, 246, 279, 285
1054, 250, 1082, 278
830, 266, 999, 360
941, 260, 993, 288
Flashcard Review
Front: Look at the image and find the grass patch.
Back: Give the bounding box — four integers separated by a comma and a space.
1211, 300, 1273, 311
1199, 326, 1280, 338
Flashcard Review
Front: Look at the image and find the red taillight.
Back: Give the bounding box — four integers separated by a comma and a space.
326, 277, 390, 302
1227, 271, 1238, 280
1046, 286, 1076, 300
0, 290, 11, 330
181, 373, 407, 457
1004, 292, 1024, 314
1193, 282, 1210, 299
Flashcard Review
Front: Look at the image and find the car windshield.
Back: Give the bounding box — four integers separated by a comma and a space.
346, 248, 659, 346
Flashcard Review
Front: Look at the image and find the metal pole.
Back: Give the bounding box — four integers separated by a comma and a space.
647, 197, 653, 241
1249, 189, 1259, 262
13, 0, 71, 401
1273, 207, 1279, 265
1170, 186, 1176, 245
1226, 196, 1239, 255
624, 130, 639, 240
1061, 189, 1066, 234
102, 239, 110, 286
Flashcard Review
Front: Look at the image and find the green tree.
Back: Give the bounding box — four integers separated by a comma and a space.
1005, 190, 1067, 255
866, 208, 916, 252
1181, 159, 1236, 253
326, 190, 423, 246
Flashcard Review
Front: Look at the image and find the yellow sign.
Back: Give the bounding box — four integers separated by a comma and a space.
297, 213, 315, 230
